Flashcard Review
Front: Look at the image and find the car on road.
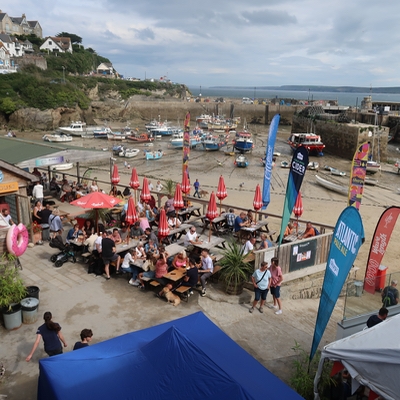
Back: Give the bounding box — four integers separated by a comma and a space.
242, 97, 254, 104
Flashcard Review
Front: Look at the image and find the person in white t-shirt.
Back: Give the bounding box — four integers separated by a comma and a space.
243, 237, 256, 255
156, 181, 163, 192
32, 181, 44, 204
90, 180, 99, 192
184, 226, 202, 248
1, 208, 14, 225
148, 180, 154, 191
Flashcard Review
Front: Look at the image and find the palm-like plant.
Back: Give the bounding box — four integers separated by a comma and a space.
164, 179, 176, 196
219, 240, 253, 295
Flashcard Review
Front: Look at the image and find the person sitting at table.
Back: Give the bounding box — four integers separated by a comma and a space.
120, 249, 141, 285
155, 251, 170, 294
145, 239, 159, 259
83, 232, 98, 253
184, 226, 202, 251
94, 231, 107, 256
102, 231, 121, 280
135, 242, 147, 260
109, 185, 118, 197
172, 250, 189, 270
82, 219, 94, 238
144, 227, 159, 246
119, 222, 130, 242
139, 211, 151, 231
300, 222, 316, 239
66, 223, 83, 244
258, 233, 274, 249
284, 222, 294, 238
90, 180, 99, 193
111, 228, 122, 245
49, 177, 61, 195
60, 179, 73, 203
234, 212, 250, 233
224, 208, 236, 231
199, 249, 213, 297
167, 211, 181, 242
130, 221, 145, 240
175, 258, 199, 297
245, 210, 255, 224
164, 195, 175, 214
243, 237, 256, 256
75, 184, 86, 199
137, 253, 157, 289
145, 204, 156, 227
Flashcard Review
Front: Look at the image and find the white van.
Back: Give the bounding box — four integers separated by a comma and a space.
242, 97, 253, 104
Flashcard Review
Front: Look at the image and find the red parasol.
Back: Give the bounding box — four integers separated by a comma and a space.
129, 168, 140, 202
173, 183, 184, 210
70, 192, 122, 233
216, 175, 227, 214
293, 191, 303, 234
111, 164, 120, 185
206, 191, 218, 241
181, 170, 191, 195
157, 208, 170, 240
140, 177, 151, 203
253, 184, 263, 211
124, 196, 138, 226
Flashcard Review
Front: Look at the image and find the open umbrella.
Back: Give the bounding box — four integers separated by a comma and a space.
140, 177, 151, 204
173, 183, 184, 210
216, 175, 227, 214
125, 196, 138, 226
181, 170, 191, 196
293, 191, 303, 234
70, 192, 122, 233
129, 168, 140, 202
111, 164, 120, 185
206, 191, 218, 241
157, 208, 170, 241
253, 184, 263, 220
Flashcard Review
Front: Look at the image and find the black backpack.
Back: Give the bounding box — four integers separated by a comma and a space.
383, 288, 396, 307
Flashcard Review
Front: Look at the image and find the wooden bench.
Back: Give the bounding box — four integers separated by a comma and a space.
81, 252, 91, 263
174, 285, 193, 302
150, 280, 160, 287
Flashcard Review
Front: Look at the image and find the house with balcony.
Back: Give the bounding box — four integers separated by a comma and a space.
96, 62, 115, 76
40, 36, 73, 54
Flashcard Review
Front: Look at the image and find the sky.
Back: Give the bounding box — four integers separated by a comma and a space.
6, 1, 400, 88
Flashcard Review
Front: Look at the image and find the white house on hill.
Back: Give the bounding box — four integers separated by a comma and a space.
40, 36, 73, 54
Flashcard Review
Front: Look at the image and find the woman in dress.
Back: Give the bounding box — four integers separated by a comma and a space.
32, 200, 43, 224
26, 311, 67, 361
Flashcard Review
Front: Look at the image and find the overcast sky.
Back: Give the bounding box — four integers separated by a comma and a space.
6, 1, 400, 88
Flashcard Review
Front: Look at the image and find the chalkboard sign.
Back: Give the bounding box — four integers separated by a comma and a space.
289, 240, 317, 272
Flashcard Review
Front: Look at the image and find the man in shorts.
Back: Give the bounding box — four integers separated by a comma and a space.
268, 257, 283, 315
249, 261, 271, 313
101, 231, 121, 280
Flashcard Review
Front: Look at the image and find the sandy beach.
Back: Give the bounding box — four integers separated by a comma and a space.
14, 122, 400, 277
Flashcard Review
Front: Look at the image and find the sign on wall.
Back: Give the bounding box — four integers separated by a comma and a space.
0, 181, 19, 194
289, 240, 317, 271
35, 156, 64, 167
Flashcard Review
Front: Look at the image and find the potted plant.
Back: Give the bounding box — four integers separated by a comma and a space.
219, 240, 253, 295
31, 221, 43, 244
0, 254, 27, 330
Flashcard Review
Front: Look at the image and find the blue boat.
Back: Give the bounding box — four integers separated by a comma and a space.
144, 150, 163, 160
235, 154, 249, 168
234, 130, 253, 152
201, 135, 228, 151
169, 128, 203, 149
93, 127, 113, 139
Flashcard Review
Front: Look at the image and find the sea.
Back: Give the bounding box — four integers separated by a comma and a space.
188, 87, 400, 107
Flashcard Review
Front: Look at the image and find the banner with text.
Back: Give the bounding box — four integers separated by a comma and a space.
363, 206, 400, 294
310, 206, 364, 360
348, 142, 369, 210
262, 114, 280, 209
278, 146, 309, 245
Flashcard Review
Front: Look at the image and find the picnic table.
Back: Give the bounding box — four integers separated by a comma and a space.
165, 243, 186, 257
283, 230, 305, 243
163, 223, 191, 244
178, 206, 201, 222
200, 214, 227, 235
240, 219, 274, 241
115, 239, 142, 254
163, 268, 186, 282
193, 235, 226, 251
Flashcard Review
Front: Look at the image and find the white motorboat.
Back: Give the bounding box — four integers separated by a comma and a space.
58, 121, 97, 136
119, 148, 140, 158
307, 161, 319, 171
52, 163, 74, 171
315, 174, 347, 195
107, 132, 126, 141
366, 160, 381, 175
43, 133, 73, 142
324, 165, 346, 176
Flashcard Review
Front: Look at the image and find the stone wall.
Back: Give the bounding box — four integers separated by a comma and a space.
14, 55, 47, 70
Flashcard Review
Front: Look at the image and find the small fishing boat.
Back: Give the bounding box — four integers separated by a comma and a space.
144, 150, 163, 160
273, 152, 281, 157
52, 163, 74, 171
365, 177, 378, 186
234, 121, 253, 153
315, 174, 347, 195
324, 165, 346, 176
280, 161, 290, 168
127, 133, 154, 143
307, 161, 319, 171
169, 130, 202, 149
58, 121, 97, 136
43, 133, 73, 142
202, 135, 228, 151
366, 160, 381, 175
149, 122, 174, 136
235, 154, 249, 168
144, 143, 154, 147
119, 148, 140, 158
107, 132, 126, 141
288, 133, 325, 155
93, 127, 113, 139
112, 145, 124, 155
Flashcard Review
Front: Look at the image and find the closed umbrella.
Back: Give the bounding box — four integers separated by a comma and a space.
181, 170, 191, 196
129, 168, 140, 202
293, 191, 303, 234
70, 192, 122, 233
157, 208, 170, 241
111, 164, 120, 185
206, 191, 218, 241
140, 177, 151, 204
253, 184, 263, 220
173, 183, 184, 211
125, 196, 138, 226
216, 175, 227, 214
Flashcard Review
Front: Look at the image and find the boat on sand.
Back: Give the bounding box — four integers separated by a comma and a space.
315, 174, 347, 195
324, 165, 346, 176
234, 154, 249, 168
144, 150, 163, 160
43, 133, 72, 142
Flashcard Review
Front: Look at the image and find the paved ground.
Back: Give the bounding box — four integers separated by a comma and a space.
0, 206, 345, 399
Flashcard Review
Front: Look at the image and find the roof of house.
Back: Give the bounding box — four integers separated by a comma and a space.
28, 20, 39, 27
0, 33, 12, 43
0, 13, 6, 21
51, 36, 71, 51
0, 159, 39, 183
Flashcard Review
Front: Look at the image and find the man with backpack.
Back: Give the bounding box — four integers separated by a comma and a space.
381, 280, 399, 307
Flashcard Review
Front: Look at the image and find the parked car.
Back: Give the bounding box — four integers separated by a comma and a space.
242, 97, 254, 104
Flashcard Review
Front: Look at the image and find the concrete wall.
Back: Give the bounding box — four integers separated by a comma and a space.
15, 54, 47, 70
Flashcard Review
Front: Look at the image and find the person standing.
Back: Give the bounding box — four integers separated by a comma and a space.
26, 312, 67, 361
193, 179, 200, 198
156, 180, 163, 192
249, 262, 271, 313
101, 231, 121, 280
366, 307, 388, 328
49, 208, 63, 239
268, 257, 283, 315
32, 181, 44, 204
148, 180, 154, 191
199, 249, 213, 297
73, 329, 93, 350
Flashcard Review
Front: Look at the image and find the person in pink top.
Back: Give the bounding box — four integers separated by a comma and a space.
172, 250, 188, 269
138, 211, 150, 231
268, 257, 284, 315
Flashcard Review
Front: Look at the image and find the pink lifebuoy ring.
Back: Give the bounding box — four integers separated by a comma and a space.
6, 223, 29, 257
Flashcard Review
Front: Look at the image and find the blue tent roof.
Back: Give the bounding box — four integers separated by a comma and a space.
38, 312, 302, 400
